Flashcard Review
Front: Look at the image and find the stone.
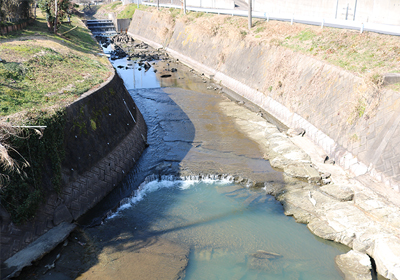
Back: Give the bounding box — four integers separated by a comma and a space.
371, 236, 400, 280
322, 178, 332, 184
319, 184, 354, 201
321, 172, 331, 179
250, 250, 282, 259
2, 223, 76, 279
284, 163, 321, 183
383, 73, 400, 86
286, 128, 306, 137
53, 205, 73, 226
335, 250, 372, 280
248, 251, 283, 272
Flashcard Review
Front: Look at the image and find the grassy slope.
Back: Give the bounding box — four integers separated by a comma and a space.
0, 11, 113, 118
110, 5, 400, 88
177, 11, 400, 83
82, 1, 149, 20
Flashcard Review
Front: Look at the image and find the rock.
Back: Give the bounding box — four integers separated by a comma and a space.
321, 172, 331, 179
371, 236, 400, 280
319, 184, 354, 201
171, 68, 177, 72
325, 159, 335, 165
307, 218, 355, 246
322, 178, 332, 185
284, 163, 321, 183
286, 128, 306, 137
323, 155, 335, 165
335, 250, 372, 280
383, 73, 400, 86
248, 251, 283, 272
144, 62, 151, 71
250, 250, 282, 260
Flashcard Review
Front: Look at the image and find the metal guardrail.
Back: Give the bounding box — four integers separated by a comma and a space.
141, 1, 400, 36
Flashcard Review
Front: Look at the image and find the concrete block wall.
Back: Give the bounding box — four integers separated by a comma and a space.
0, 71, 148, 262
128, 10, 400, 192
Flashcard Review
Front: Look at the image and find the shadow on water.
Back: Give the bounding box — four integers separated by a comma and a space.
79, 86, 196, 226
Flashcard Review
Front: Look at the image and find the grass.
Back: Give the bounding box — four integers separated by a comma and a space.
280, 26, 400, 76
117, 3, 139, 19
139, 9, 399, 79
84, 1, 149, 20
0, 11, 112, 117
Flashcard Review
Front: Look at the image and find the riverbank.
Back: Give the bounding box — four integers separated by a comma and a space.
124, 9, 400, 279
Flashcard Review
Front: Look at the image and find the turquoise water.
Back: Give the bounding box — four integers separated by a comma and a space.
110, 178, 348, 280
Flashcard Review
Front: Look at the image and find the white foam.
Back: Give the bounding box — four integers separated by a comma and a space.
106, 177, 232, 220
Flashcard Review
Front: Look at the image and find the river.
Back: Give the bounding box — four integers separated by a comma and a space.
16, 38, 349, 280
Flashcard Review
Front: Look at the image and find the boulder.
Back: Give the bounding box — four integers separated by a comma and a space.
335, 250, 372, 280
319, 184, 354, 201
284, 163, 321, 183
286, 128, 306, 137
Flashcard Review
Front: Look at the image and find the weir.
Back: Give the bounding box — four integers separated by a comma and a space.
85, 19, 117, 36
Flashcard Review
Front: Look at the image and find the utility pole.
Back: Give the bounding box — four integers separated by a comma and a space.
248, 0, 252, 29
184, 0, 186, 14
157, 0, 159, 10
335, 0, 339, 19
353, 0, 358, 21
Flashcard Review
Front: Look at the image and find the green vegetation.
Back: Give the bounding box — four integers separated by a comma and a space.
0, 10, 112, 224
294, 30, 316, 41
111, 1, 122, 9
254, 26, 266, 34
117, 3, 139, 19
0, 110, 66, 224
0, 11, 111, 116
84, 1, 149, 20
281, 27, 400, 75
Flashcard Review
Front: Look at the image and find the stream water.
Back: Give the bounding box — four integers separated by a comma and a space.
78, 40, 349, 279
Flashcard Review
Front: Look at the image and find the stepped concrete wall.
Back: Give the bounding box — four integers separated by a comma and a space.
0, 71, 147, 263
128, 10, 400, 192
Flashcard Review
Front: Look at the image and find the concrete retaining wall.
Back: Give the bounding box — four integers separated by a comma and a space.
128, 10, 400, 192
0, 71, 148, 262
253, 0, 400, 25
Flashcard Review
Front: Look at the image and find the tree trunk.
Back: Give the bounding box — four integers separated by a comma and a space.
54, 0, 58, 33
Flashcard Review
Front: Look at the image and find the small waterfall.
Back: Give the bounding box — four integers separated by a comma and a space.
86, 19, 117, 36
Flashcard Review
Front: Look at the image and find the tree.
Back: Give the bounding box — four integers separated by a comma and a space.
38, 0, 72, 32
0, 0, 33, 23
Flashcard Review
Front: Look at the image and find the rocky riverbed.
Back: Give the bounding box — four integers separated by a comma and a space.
216, 98, 400, 279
